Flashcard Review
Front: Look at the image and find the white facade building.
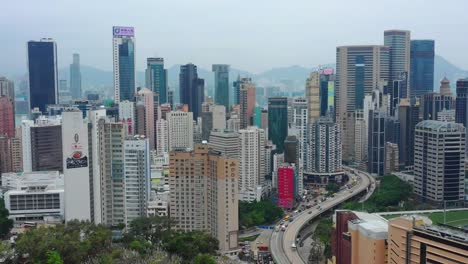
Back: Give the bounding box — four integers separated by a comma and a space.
212, 105, 226, 131
62, 109, 91, 221
238, 127, 266, 202
167, 111, 194, 151
155, 118, 169, 154
118, 100, 135, 135
2, 171, 64, 223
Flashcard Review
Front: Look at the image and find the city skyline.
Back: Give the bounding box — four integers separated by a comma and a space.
1, 1, 468, 77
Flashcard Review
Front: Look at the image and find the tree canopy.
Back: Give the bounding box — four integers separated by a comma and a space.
239, 200, 283, 228
0, 198, 13, 238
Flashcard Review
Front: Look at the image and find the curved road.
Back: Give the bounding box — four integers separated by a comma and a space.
271, 168, 372, 264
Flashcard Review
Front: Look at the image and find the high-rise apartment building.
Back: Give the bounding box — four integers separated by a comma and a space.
136, 88, 155, 149
238, 127, 266, 202
21, 116, 62, 172
384, 30, 411, 97
155, 118, 169, 155
169, 145, 239, 253
0, 96, 14, 138
304, 118, 343, 186
277, 165, 296, 210
28, 39, 58, 112
306, 71, 320, 123
268, 97, 288, 153
113, 26, 136, 102
123, 137, 150, 225
146, 58, 167, 103
414, 120, 465, 205
167, 111, 194, 151
212, 64, 230, 111
336, 45, 389, 160
180, 63, 204, 120
410, 40, 435, 98
62, 109, 91, 221
118, 100, 135, 136
384, 142, 399, 175
0, 77, 15, 102
239, 78, 256, 129
70, 53, 82, 99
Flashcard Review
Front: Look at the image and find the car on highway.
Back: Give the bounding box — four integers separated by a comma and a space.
308, 211, 312, 214
291, 243, 297, 249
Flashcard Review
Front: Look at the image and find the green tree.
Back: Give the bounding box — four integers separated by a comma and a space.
164, 231, 218, 262
0, 241, 14, 262
46, 250, 64, 264
126, 216, 174, 245
194, 254, 216, 264
0, 198, 13, 238
239, 200, 283, 228
325, 183, 340, 195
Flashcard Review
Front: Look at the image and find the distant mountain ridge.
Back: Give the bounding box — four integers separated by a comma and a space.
57, 55, 468, 93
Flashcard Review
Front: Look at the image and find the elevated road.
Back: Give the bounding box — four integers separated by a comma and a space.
271, 168, 372, 264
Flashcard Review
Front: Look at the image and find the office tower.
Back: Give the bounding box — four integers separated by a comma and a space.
410, 40, 435, 98
21, 116, 62, 172
167, 111, 194, 151
367, 110, 387, 176
167, 90, 174, 110
136, 88, 155, 149
28, 39, 58, 112
306, 71, 320, 123
212, 64, 230, 111
277, 165, 296, 210
238, 127, 266, 202
135, 103, 146, 136
62, 109, 91, 221
193, 117, 203, 144
440, 76, 452, 96
284, 135, 298, 164
414, 120, 465, 205
118, 100, 135, 135
384, 142, 399, 175
113, 26, 136, 102
0, 77, 15, 101
239, 78, 256, 129
438, 109, 455, 122
261, 109, 268, 131
353, 110, 367, 168
70, 53, 82, 99
336, 45, 389, 159
169, 145, 239, 253
384, 30, 411, 97
390, 72, 408, 115
156, 118, 169, 155
398, 99, 420, 168
304, 118, 343, 186
268, 97, 288, 153
201, 110, 213, 141
387, 217, 468, 264
319, 68, 335, 117
146, 58, 167, 103
208, 130, 239, 158
421, 93, 454, 120
233, 75, 241, 105
0, 97, 14, 138
179, 63, 204, 120
123, 137, 150, 225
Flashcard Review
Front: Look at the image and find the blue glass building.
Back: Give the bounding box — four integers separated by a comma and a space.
179, 63, 204, 120
28, 39, 58, 113
410, 40, 435, 98
146, 58, 167, 104
268, 97, 288, 153
113, 26, 136, 102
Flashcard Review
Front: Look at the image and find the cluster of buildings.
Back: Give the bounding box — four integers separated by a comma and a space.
330, 210, 468, 264
0, 26, 467, 255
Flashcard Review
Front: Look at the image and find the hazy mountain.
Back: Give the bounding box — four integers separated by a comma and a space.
55, 55, 467, 94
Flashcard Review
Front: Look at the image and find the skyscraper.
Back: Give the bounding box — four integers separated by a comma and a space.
69, 53, 82, 99
410, 40, 435, 98
277, 165, 296, 210
155, 118, 169, 155
113, 26, 136, 102
146, 58, 167, 104
367, 110, 387, 176
421, 93, 454, 121
414, 120, 465, 205
208, 130, 239, 159
455, 78, 468, 129
0, 77, 15, 102
212, 64, 230, 111
233, 75, 241, 105
398, 99, 420, 168
384, 30, 411, 97
319, 68, 335, 117
239, 78, 256, 129
336, 45, 389, 160
169, 144, 239, 253
28, 39, 58, 113
136, 88, 155, 149
268, 97, 288, 153
0, 96, 14, 138
179, 63, 204, 120
306, 71, 320, 123
439, 76, 452, 96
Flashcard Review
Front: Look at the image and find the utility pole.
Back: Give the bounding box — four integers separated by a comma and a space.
443, 200, 447, 225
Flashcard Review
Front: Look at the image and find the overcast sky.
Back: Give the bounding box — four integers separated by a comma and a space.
1, 0, 467, 76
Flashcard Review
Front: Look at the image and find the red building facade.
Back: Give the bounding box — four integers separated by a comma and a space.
277, 166, 295, 209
